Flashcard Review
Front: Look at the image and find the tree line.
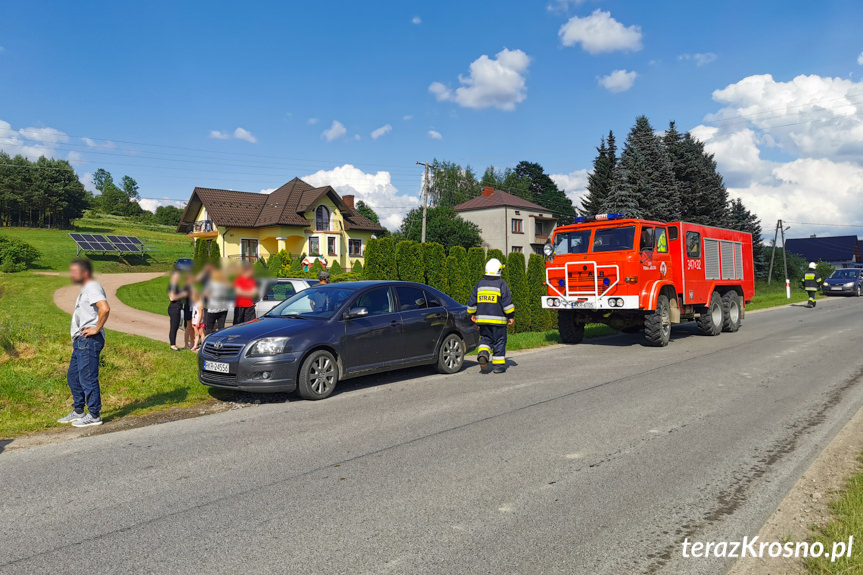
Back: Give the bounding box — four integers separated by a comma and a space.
580, 116, 766, 275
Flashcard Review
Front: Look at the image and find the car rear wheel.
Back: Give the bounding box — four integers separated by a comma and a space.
437, 333, 465, 374
643, 294, 671, 347
697, 291, 723, 336
856, 284, 862, 297
721, 292, 742, 332
558, 310, 585, 344
298, 350, 338, 400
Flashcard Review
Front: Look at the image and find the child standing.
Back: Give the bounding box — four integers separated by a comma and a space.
190, 289, 205, 351
466, 258, 515, 374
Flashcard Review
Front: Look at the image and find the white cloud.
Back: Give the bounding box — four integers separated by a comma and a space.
233, 127, 256, 143
411, 16, 421, 24
302, 164, 420, 230
858, 52, 863, 66
307, 117, 319, 125
428, 130, 443, 140
547, 0, 589, 11
679, 52, 718, 66
79, 172, 94, 191
322, 120, 347, 142
598, 69, 637, 93
403, 114, 413, 121
559, 10, 643, 54
82, 137, 116, 149
259, 187, 277, 195
693, 73, 863, 237
550, 169, 590, 205
429, 48, 531, 111
0, 119, 70, 160
209, 130, 230, 140
66, 151, 86, 166
354, 134, 361, 141
370, 124, 392, 140
136, 198, 187, 213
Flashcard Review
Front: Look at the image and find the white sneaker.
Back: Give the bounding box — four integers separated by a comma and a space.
72, 414, 103, 427
57, 410, 86, 424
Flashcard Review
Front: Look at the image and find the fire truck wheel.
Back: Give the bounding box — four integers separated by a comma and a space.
697, 292, 723, 336
721, 292, 742, 332
558, 310, 585, 344
643, 294, 671, 347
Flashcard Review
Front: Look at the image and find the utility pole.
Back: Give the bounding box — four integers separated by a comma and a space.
416, 161, 432, 243
767, 220, 780, 286
780, 221, 791, 299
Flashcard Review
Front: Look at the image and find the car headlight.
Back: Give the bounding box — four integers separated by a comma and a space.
247, 337, 290, 357
543, 243, 553, 257
823, 282, 829, 286
845, 282, 855, 288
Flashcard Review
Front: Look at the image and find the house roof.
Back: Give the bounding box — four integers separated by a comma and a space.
178, 177, 386, 233
453, 188, 552, 213
785, 235, 860, 263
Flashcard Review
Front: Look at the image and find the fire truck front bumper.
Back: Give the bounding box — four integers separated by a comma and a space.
542, 295, 640, 310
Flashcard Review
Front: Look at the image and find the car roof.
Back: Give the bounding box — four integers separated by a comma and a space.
314, 280, 432, 290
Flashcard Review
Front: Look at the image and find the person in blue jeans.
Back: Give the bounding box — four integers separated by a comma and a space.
58, 258, 111, 428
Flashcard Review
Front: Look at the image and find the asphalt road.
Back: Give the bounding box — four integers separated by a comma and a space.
2, 297, 862, 575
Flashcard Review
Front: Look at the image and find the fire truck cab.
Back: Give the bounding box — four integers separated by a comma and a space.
542, 214, 755, 347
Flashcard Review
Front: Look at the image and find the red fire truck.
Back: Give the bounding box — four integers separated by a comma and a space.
542, 214, 755, 347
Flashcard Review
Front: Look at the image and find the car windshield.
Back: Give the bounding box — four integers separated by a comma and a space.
553, 230, 591, 255
265, 286, 355, 319
593, 226, 635, 252
831, 269, 859, 279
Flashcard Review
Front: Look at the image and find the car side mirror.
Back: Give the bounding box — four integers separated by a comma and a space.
345, 307, 369, 320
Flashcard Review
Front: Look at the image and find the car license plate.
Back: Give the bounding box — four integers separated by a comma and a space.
831, 287, 843, 291
571, 301, 594, 308
203, 360, 230, 373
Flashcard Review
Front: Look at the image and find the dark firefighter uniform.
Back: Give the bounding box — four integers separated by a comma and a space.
467, 276, 515, 370
802, 268, 822, 307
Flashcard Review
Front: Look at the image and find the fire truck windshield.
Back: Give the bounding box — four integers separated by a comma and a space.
553, 229, 591, 255
592, 226, 635, 252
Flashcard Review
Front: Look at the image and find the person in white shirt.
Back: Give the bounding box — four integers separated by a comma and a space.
57, 258, 110, 428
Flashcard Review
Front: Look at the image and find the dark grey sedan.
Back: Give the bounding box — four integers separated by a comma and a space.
821, 268, 863, 297
198, 281, 479, 399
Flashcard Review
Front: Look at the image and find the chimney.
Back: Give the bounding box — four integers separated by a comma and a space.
342, 194, 355, 209
481, 186, 495, 197
810, 234, 817, 238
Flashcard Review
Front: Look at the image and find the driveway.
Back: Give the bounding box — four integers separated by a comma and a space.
3, 297, 862, 574
53, 272, 169, 343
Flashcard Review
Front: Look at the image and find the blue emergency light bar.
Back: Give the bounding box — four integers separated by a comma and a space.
571, 213, 626, 224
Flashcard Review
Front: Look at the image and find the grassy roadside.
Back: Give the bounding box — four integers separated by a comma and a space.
805, 457, 863, 573
747, 280, 822, 311
116, 273, 171, 316
0, 273, 209, 438
1, 212, 192, 273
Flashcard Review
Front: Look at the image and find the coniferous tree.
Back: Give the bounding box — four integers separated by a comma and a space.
208, 241, 221, 268
664, 123, 729, 226
329, 260, 343, 276
727, 198, 766, 277
527, 254, 553, 331
505, 252, 530, 333
581, 131, 617, 216
376, 237, 398, 280
448, 246, 470, 303
467, 247, 486, 287
423, 242, 448, 292
351, 259, 363, 274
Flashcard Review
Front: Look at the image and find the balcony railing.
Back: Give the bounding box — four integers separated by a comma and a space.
188, 220, 217, 235
227, 254, 260, 263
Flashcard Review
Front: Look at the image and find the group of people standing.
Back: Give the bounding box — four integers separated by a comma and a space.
167, 262, 258, 351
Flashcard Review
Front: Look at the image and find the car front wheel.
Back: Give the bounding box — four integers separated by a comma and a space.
437, 333, 465, 374
298, 350, 339, 400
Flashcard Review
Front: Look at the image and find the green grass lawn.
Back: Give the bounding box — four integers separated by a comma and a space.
0, 212, 193, 273
116, 274, 171, 316
805, 458, 863, 574
748, 280, 821, 311
0, 273, 209, 438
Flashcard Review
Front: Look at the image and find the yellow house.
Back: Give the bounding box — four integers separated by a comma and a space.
177, 177, 385, 268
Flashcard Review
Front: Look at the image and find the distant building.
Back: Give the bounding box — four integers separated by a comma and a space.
176, 177, 385, 268
454, 187, 557, 255
785, 235, 862, 268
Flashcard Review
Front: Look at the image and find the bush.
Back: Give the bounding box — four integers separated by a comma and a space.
447, 246, 470, 303
267, 254, 282, 277
0, 236, 40, 272
333, 272, 363, 283
329, 260, 343, 276
289, 254, 304, 275
352, 260, 363, 274
208, 241, 221, 268
193, 239, 208, 271
816, 260, 835, 283
423, 242, 448, 292
467, 247, 486, 287
527, 254, 553, 331
505, 252, 529, 333
310, 259, 323, 275
396, 241, 424, 283
365, 237, 396, 280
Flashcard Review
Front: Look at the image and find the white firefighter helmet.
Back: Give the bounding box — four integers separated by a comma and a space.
485, 258, 504, 277
809, 262, 817, 269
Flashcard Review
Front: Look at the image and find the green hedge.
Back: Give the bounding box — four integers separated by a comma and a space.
423, 242, 448, 293
506, 252, 530, 333
527, 253, 554, 331
467, 247, 485, 286
396, 240, 424, 283
352, 260, 363, 274
329, 260, 343, 276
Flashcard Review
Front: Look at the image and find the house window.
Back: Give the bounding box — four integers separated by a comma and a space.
511, 246, 523, 253
316, 205, 330, 231
309, 237, 320, 256
512, 218, 523, 233
240, 239, 258, 263
349, 239, 362, 257
535, 222, 544, 236
327, 237, 337, 255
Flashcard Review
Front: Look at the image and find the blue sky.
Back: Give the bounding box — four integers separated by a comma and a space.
1, 0, 861, 235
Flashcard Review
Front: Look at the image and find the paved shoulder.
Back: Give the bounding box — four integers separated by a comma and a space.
53, 272, 168, 343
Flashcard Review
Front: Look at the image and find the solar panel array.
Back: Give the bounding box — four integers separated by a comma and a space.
69, 233, 146, 254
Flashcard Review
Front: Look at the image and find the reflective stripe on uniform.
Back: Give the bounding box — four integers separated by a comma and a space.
491, 356, 506, 365
477, 286, 501, 294
466, 306, 477, 313
477, 344, 492, 353
475, 315, 507, 325
502, 304, 515, 313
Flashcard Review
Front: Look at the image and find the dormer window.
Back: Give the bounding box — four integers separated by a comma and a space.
315, 205, 330, 231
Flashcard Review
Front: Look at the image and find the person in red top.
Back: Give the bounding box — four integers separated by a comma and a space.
233, 263, 258, 325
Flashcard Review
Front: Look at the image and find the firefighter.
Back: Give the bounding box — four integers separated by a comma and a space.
802, 262, 822, 308
467, 258, 515, 374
